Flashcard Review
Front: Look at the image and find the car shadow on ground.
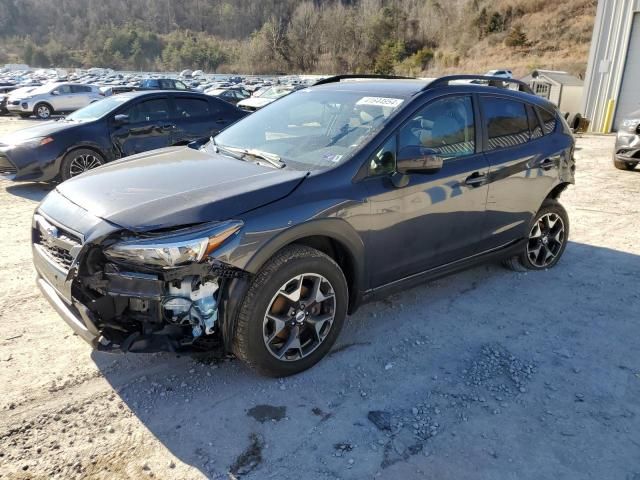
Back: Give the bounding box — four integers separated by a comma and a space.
90, 241, 640, 479
5, 182, 54, 201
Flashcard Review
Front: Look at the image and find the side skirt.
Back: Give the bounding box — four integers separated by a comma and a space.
359, 238, 527, 306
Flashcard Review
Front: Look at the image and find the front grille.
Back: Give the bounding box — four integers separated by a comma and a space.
34, 216, 83, 272
41, 243, 75, 270
0, 155, 17, 176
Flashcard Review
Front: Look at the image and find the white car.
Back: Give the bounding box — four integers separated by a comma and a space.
6, 83, 102, 119
485, 69, 513, 79
236, 85, 299, 111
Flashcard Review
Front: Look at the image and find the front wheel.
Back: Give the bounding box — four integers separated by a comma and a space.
60, 148, 105, 181
34, 103, 52, 120
503, 199, 569, 271
233, 245, 348, 377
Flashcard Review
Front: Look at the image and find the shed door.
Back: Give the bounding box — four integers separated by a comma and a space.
614, 13, 640, 130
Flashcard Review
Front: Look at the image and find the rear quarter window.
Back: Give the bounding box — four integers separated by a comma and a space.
537, 106, 557, 134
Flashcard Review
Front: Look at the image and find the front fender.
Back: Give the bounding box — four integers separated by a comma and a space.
218, 217, 367, 352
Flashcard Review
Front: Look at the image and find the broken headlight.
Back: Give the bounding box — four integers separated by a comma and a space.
104, 220, 242, 268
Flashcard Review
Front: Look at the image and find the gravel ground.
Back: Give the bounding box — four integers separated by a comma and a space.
0, 116, 639, 479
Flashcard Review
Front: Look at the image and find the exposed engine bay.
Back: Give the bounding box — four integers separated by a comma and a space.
72, 252, 249, 353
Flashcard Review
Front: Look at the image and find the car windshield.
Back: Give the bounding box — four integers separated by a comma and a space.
66, 96, 129, 121
213, 89, 405, 170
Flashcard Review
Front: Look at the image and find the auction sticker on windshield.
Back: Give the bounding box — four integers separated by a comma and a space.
356, 97, 404, 108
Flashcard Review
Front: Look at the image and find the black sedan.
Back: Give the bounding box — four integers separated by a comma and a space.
0, 91, 247, 181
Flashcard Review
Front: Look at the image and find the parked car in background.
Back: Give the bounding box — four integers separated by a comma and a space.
6, 83, 102, 119
205, 87, 251, 105
236, 84, 301, 111
100, 85, 136, 96
485, 69, 514, 79
138, 78, 189, 91
0, 90, 247, 181
2, 86, 35, 114
31, 75, 575, 376
0, 86, 21, 114
613, 109, 640, 170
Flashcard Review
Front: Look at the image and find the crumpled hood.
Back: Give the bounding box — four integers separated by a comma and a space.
56, 146, 308, 231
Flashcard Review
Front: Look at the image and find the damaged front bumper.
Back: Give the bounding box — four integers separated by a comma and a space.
32, 209, 248, 354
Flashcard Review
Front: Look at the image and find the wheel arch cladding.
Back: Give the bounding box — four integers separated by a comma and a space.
35, 101, 53, 113
545, 182, 570, 201
220, 219, 366, 351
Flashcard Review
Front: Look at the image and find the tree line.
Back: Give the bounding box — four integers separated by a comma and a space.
0, 0, 596, 75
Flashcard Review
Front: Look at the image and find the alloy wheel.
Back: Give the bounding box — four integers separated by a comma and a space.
68, 153, 102, 177
37, 105, 50, 119
263, 273, 336, 362
527, 212, 566, 268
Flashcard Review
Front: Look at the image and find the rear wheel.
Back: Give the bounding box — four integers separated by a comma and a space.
503, 199, 569, 271
614, 158, 638, 170
34, 103, 52, 120
233, 245, 348, 377
60, 148, 105, 181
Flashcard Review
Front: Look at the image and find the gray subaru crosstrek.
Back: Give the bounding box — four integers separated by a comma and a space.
32, 75, 575, 376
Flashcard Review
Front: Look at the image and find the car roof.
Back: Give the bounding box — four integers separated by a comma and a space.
112, 90, 208, 100
311, 79, 430, 98
310, 78, 557, 111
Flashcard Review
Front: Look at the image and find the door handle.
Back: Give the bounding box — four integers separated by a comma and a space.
160, 124, 176, 130
465, 172, 487, 187
539, 158, 554, 170
215, 118, 227, 124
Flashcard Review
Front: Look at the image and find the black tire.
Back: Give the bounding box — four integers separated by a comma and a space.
233, 245, 348, 377
502, 199, 569, 271
34, 102, 53, 120
60, 148, 105, 181
613, 158, 638, 171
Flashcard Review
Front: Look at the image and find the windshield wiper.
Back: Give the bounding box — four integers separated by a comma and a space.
216, 144, 286, 169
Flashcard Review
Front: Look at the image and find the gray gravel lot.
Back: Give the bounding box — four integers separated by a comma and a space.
0, 116, 639, 479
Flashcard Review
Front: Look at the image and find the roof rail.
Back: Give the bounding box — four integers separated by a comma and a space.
313, 74, 416, 86
423, 75, 534, 95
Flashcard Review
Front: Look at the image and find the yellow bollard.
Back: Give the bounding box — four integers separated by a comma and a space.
601, 98, 615, 133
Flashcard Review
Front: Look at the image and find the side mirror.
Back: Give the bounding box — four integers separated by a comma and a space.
397, 146, 443, 174
51, 90, 59, 96
113, 114, 129, 126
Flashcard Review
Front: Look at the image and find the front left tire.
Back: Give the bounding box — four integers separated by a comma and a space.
34, 103, 53, 120
233, 245, 348, 377
60, 148, 105, 181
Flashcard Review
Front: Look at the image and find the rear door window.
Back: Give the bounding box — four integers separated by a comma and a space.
537, 106, 557, 134
173, 97, 210, 118
70, 85, 91, 94
124, 98, 171, 123
481, 97, 530, 150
